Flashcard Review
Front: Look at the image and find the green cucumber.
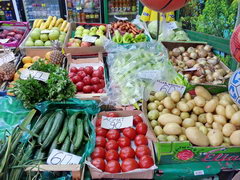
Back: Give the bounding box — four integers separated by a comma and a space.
68, 112, 80, 140
74, 118, 83, 150
58, 116, 69, 144
40, 112, 57, 142
49, 132, 61, 155
61, 136, 70, 152
32, 111, 53, 134
42, 110, 65, 150
83, 114, 90, 137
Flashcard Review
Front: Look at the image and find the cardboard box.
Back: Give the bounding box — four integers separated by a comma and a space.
63, 23, 107, 56
88, 110, 156, 179
66, 53, 107, 101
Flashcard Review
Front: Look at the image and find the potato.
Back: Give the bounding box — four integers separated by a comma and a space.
199, 126, 208, 135
212, 122, 223, 130
171, 91, 181, 103
149, 95, 156, 102
205, 123, 212, 128
179, 135, 187, 141
190, 114, 198, 122
193, 107, 204, 115
216, 105, 226, 117
172, 108, 181, 116
230, 111, 240, 126
180, 112, 190, 120
148, 110, 159, 120
147, 102, 158, 110
206, 113, 213, 124
181, 127, 186, 135
158, 113, 182, 126
154, 100, 161, 106
186, 127, 209, 146
207, 129, 223, 146
222, 123, 236, 137
196, 122, 204, 127
155, 91, 167, 101
221, 94, 233, 104
232, 104, 239, 111
157, 105, 164, 112
198, 114, 207, 123
189, 100, 196, 106
163, 97, 175, 110
230, 130, 240, 146
157, 134, 167, 142
226, 105, 236, 119
181, 99, 187, 103
186, 102, 194, 111
223, 136, 231, 143
182, 118, 195, 128
219, 99, 230, 107
167, 135, 178, 142
150, 120, 158, 128
194, 96, 206, 107
213, 96, 219, 101
213, 115, 227, 125
163, 123, 182, 135
184, 93, 192, 101
154, 125, 163, 136
177, 101, 190, 112
204, 99, 218, 113
221, 142, 230, 147
162, 109, 170, 114
195, 86, 212, 100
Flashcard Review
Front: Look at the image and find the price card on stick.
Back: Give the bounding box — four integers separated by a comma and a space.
20, 69, 50, 82
101, 116, 133, 129
47, 149, 82, 165
0, 39, 10, 43
82, 36, 97, 43
153, 81, 186, 96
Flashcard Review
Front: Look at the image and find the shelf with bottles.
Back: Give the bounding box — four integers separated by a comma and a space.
108, 0, 138, 14
108, 11, 137, 16
67, 10, 101, 23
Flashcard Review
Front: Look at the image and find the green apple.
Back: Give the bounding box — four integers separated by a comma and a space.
96, 29, 104, 36
83, 29, 90, 34
25, 40, 34, 46
27, 37, 33, 41
59, 34, 65, 42
52, 27, 60, 32
40, 34, 48, 42
35, 40, 44, 46
99, 25, 106, 32
49, 30, 60, 40
95, 38, 104, 46
82, 33, 88, 37
90, 27, 97, 32
75, 30, 83, 36
89, 31, 96, 36
76, 26, 84, 31
30, 30, 40, 40
60, 32, 66, 36
34, 28, 41, 33
44, 40, 52, 46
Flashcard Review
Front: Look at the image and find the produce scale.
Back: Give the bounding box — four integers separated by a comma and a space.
0, 0, 240, 180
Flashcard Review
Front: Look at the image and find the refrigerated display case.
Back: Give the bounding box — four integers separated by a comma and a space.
103, 0, 143, 23
21, 0, 66, 21
0, 0, 20, 21
66, 0, 102, 23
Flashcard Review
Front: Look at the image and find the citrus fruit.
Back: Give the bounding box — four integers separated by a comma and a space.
22, 56, 32, 64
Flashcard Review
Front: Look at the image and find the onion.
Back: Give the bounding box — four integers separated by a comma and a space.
204, 45, 212, 52
187, 47, 195, 54
198, 49, 208, 58
177, 61, 185, 68
208, 59, 219, 65
196, 45, 204, 50
206, 74, 214, 82
194, 68, 205, 76
191, 77, 201, 84
212, 72, 221, 79
184, 74, 192, 80
186, 60, 196, 68
182, 52, 189, 57
212, 80, 223, 85
207, 52, 214, 57
169, 51, 173, 56
190, 52, 197, 59
217, 69, 227, 76
215, 64, 221, 69
183, 56, 190, 62
179, 46, 185, 53
197, 58, 207, 65
205, 69, 212, 75
172, 48, 181, 57
177, 55, 183, 61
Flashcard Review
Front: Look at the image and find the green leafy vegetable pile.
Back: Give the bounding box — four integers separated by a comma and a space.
10, 60, 76, 108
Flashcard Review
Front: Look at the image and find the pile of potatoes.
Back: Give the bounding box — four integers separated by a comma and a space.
147, 86, 240, 147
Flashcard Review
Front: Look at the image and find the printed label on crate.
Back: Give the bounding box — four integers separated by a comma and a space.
0, 39, 9, 43
194, 170, 204, 176
41, 30, 52, 34
20, 69, 50, 82
101, 116, 133, 129
82, 35, 97, 43
153, 81, 186, 95
47, 149, 82, 165
166, 22, 178, 30
137, 70, 162, 80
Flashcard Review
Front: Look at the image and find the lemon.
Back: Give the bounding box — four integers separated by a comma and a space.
22, 56, 33, 64
23, 63, 33, 69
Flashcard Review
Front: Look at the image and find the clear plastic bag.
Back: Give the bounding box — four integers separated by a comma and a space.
103, 40, 178, 106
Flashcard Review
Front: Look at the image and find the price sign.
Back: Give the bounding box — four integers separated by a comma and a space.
114, 15, 128, 21
194, 170, 204, 176
137, 70, 162, 80
41, 30, 51, 34
47, 149, 82, 165
82, 35, 97, 43
20, 69, 50, 82
0, 39, 10, 43
153, 81, 186, 96
101, 116, 133, 129
182, 67, 197, 72
166, 22, 178, 30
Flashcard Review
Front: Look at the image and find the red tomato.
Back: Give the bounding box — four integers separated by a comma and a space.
106, 129, 120, 140
76, 82, 84, 91
77, 71, 86, 79
98, 89, 104, 93
91, 77, 100, 84
92, 84, 100, 92
83, 85, 92, 93
83, 76, 91, 85
106, 140, 119, 151
123, 128, 136, 140
136, 145, 151, 158
139, 155, 154, 168
92, 70, 102, 78
91, 147, 105, 159
134, 135, 148, 146
70, 67, 78, 73
96, 118, 102, 127
133, 115, 143, 126
71, 76, 81, 84
96, 127, 108, 137
69, 72, 76, 78
105, 149, 119, 161
121, 158, 139, 172
99, 79, 105, 87
106, 112, 118, 117
96, 136, 107, 148
119, 146, 135, 160
84, 66, 93, 75
105, 160, 121, 173
78, 67, 84, 71
117, 137, 131, 148
91, 158, 105, 171
136, 122, 148, 135
98, 66, 104, 72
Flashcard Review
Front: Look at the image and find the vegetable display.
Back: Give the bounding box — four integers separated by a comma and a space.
146, 86, 240, 147
169, 45, 232, 84
90, 112, 155, 173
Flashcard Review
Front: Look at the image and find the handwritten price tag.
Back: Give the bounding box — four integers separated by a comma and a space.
82, 35, 97, 43
47, 149, 82, 165
153, 81, 186, 96
0, 39, 9, 43
182, 67, 197, 72
101, 116, 133, 129
166, 22, 178, 30
20, 69, 50, 82
194, 170, 204, 176
41, 30, 51, 34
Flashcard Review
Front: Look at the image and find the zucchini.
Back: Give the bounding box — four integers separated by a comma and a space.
61, 136, 70, 152
42, 110, 65, 150
32, 111, 53, 134
74, 118, 83, 150
58, 116, 69, 144
40, 112, 57, 142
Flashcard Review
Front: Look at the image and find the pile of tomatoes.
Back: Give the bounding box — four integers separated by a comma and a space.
91, 112, 154, 173
69, 66, 105, 94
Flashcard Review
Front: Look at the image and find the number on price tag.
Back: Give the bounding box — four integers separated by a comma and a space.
0, 39, 9, 43
153, 81, 186, 96
101, 116, 133, 129
20, 69, 50, 82
194, 170, 204, 176
47, 149, 82, 165
82, 35, 97, 43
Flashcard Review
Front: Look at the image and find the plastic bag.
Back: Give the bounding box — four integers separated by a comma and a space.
103, 40, 178, 106
0, 96, 30, 139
